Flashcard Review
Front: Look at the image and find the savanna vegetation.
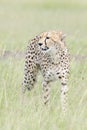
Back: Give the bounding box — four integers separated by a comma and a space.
0, 0, 87, 130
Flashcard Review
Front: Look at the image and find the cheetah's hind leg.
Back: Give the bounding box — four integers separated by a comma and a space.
42, 81, 50, 105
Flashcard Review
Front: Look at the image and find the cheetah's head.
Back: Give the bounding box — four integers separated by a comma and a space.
38, 31, 66, 52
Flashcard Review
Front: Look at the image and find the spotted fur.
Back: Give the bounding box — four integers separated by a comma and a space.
22, 31, 70, 113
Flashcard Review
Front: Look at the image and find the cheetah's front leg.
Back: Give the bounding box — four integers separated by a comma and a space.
21, 59, 38, 104
42, 81, 50, 105
61, 81, 68, 114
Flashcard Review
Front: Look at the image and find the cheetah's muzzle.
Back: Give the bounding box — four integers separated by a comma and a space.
42, 46, 49, 51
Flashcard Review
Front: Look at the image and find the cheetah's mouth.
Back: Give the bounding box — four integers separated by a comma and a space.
41, 46, 49, 51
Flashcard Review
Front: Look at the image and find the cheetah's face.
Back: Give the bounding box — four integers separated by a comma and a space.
38, 31, 66, 52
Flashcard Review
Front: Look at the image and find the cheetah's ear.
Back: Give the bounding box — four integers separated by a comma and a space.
61, 34, 66, 41
59, 32, 67, 41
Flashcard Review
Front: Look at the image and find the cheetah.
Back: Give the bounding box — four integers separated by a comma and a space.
22, 31, 70, 113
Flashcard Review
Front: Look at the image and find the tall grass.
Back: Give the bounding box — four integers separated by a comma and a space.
0, 0, 87, 130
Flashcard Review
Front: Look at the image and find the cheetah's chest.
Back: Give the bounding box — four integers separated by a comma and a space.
43, 65, 62, 81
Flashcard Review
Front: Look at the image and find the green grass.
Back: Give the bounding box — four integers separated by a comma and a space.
0, 0, 87, 130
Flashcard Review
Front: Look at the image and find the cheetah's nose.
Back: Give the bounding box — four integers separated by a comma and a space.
38, 43, 43, 46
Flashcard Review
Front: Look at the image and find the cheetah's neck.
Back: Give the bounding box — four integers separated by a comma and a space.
49, 45, 68, 64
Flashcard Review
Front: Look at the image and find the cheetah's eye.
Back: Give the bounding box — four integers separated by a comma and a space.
46, 37, 50, 39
